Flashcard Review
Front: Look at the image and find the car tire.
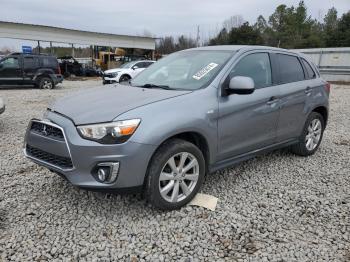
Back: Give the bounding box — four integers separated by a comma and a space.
290, 112, 325, 156
38, 77, 54, 89
119, 75, 131, 83
145, 139, 206, 210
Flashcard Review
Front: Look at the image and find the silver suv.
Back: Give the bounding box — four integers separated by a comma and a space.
24, 46, 329, 210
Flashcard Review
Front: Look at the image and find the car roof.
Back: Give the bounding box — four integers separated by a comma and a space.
8, 52, 56, 57
133, 60, 155, 63
184, 45, 295, 54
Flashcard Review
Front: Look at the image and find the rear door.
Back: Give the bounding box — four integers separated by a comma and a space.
0, 56, 23, 85
217, 52, 280, 160
273, 53, 309, 142
23, 56, 40, 84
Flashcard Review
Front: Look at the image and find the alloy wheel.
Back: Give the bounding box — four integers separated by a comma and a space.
159, 152, 199, 203
305, 118, 322, 151
43, 80, 53, 89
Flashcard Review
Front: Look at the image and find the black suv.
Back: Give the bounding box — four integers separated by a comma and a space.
0, 53, 63, 89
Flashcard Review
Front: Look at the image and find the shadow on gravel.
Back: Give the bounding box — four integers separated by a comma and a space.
0, 208, 7, 229
41, 148, 295, 213
0, 84, 64, 90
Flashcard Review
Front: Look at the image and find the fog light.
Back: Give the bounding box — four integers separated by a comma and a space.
96, 162, 120, 184
98, 168, 108, 182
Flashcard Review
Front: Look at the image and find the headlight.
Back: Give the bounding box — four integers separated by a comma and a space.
111, 72, 118, 77
77, 119, 141, 144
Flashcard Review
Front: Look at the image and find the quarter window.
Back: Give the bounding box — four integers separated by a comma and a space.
277, 54, 304, 83
301, 58, 316, 79
230, 53, 272, 88
41, 57, 58, 68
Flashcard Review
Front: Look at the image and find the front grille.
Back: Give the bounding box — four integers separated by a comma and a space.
103, 73, 116, 78
26, 145, 73, 169
30, 121, 64, 140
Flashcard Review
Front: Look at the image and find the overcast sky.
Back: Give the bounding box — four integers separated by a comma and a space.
0, 0, 349, 50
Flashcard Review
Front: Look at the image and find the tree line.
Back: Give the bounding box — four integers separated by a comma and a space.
156, 1, 350, 54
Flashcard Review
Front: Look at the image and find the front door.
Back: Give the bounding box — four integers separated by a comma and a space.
217, 52, 280, 161
0, 56, 23, 85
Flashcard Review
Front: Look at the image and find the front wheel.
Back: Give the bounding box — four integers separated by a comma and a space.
291, 112, 325, 156
119, 75, 131, 83
145, 139, 206, 210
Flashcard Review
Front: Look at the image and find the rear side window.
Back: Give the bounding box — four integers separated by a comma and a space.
230, 53, 272, 88
277, 54, 304, 84
24, 57, 39, 69
301, 58, 316, 79
41, 57, 58, 68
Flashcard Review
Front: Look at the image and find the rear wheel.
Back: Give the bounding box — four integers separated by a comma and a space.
291, 112, 325, 156
38, 77, 54, 89
145, 139, 205, 210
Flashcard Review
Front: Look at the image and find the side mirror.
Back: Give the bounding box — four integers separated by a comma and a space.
132, 65, 139, 70
227, 76, 255, 95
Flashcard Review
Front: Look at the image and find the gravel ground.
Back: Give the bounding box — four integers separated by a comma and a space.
0, 80, 349, 261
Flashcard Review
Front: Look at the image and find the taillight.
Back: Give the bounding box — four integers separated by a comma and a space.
325, 82, 331, 93
57, 65, 61, 75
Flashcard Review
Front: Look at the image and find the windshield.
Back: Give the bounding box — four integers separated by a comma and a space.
119, 61, 135, 69
131, 50, 234, 90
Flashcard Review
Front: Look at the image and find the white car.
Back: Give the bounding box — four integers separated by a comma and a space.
102, 60, 155, 84
0, 97, 5, 114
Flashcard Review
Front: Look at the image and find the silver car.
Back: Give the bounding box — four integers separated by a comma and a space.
24, 46, 329, 210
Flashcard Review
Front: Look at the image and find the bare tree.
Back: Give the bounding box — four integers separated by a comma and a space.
223, 15, 244, 31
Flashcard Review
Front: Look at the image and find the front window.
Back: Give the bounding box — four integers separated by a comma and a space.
131, 50, 234, 90
0, 57, 20, 69
119, 61, 135, 69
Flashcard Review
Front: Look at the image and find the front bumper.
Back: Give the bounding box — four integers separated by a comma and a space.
24, 111, 157, 190
102, 75, 118, 85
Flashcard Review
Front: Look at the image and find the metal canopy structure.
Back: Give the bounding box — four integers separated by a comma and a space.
0, 21, 156, 50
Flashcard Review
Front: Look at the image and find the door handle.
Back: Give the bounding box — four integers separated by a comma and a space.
305, 86, 312, 94
267, 96, 279, 105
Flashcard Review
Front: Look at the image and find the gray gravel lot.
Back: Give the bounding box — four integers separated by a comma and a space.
0, 80, 349, 261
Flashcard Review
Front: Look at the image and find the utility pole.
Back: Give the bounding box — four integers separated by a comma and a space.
37, 40, 41, 54
196, 25, 200, 47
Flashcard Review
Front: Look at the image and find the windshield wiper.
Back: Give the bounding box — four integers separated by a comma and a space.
139, 83, 172, 90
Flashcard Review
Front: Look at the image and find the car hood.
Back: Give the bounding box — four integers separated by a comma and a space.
104, 68, 124, 74
48, 85, 191, 125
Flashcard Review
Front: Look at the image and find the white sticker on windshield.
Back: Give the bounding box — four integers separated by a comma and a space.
193, 63, 219, 80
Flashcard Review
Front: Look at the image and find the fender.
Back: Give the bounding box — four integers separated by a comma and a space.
33, 68, 55, 81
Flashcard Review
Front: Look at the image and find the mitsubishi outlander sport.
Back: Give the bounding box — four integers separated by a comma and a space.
24, 46, 329, 210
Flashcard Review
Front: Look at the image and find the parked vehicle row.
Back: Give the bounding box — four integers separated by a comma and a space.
58, 56, 102, 77
23, 45, 329, 210
0, 53, 63, 89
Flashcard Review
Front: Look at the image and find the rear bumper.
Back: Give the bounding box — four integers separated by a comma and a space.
24, 112, 157, 190
51, 74, 64, 84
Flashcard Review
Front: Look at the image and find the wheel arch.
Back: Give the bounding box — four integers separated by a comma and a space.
312, 106, 328, 127
119, 73, 132, 81
143, 131, 211, 188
